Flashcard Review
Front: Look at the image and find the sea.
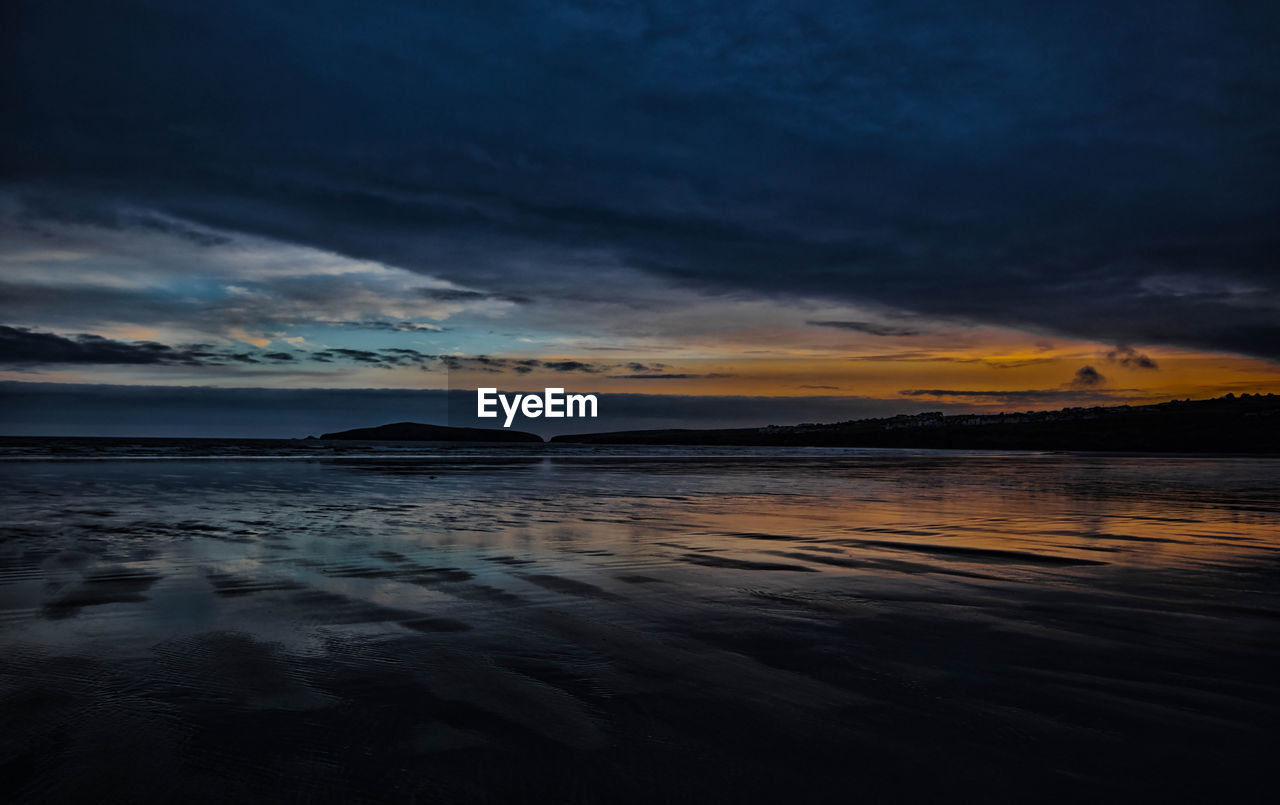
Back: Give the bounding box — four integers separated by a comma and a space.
1, 438, 1278, 803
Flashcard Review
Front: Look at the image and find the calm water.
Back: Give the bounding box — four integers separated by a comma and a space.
2, 445, 1278, 803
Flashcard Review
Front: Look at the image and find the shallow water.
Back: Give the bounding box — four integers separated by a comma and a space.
2, 448, 1278, 803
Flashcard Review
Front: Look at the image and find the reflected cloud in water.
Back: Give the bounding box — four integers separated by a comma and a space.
1, 451, 1278, 802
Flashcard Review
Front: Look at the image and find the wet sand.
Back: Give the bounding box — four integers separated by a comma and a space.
1, 450, 1278, 802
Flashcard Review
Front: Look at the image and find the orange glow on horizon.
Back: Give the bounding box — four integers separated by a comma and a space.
444, 343, 1280, 409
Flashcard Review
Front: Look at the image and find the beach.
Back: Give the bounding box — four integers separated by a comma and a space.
1, 443, 1278, 802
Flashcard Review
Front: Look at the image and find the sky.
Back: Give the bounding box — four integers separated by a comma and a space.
3, 0, 1279, 436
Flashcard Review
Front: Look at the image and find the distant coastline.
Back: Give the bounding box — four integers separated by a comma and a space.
320, 422, 543, 443
550, 393, 1280, 453
4, 395, 1276, 454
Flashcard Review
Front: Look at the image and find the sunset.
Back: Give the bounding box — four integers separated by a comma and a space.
2, 1, 1278, 803
5, 0, 1280, 432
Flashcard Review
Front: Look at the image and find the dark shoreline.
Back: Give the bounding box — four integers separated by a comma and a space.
552, 393, 1280, 453
1, 435, 1279, 462
4, 394, 1277, 454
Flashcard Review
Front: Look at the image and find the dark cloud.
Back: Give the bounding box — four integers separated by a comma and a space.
847, 352, 1060, 369
296, 349, 629, 373
983, 358, 1062, 370
848, 352, 955, 363
9, 197, 232, 247
511, 359, 539, 374
539, 360, 598, 373
899, 387, 1120, 403
0, 325, 318, 368
438, 355, 504, 373
901, 367, 1118, 399
0, 325, 207, 366
340, 321, 446, 333
326, 349, 388, 365
807, 320, 924, 337
607, 373, 732, 380
0, 272, 466, 339
1105, 345, 1159, 370
7, 1, 1280, 358
315, 348, 438, 369
416, 288, 526, 304
1070, 365, 1106, 388
440, 356, 620, 374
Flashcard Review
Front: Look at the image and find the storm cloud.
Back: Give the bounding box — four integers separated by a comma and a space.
1070, 365, 1107, 388
1105, 345, 1160, 370
0, 325, 346, 368
0, 325, 207, 366
6, 0, 1279, 359
807, 320, 924, 337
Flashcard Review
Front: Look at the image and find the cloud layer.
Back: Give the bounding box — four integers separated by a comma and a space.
6, 0, 1279, 360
